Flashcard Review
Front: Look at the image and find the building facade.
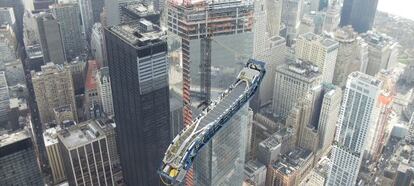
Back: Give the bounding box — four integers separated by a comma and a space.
339, 0, 378, 33
43, 126, 66, 184
32, 62, 77, 124
327, 72, 382, 185
96, 67, 113, 116
105, 19, 170, 185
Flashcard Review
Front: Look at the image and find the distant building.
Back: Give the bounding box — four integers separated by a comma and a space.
322, 0, 340, 33
65, 57, 87, 94
105, 19, 170, 185
361, 31, 399, 76
281, 0, 303, 44
58, 120, 115, 185
32, 62, 77, 124
272, 58, 322, 119
51, 3, 84, 60
340, 0, 378, 33
0, 130, 44, 185
257, 127, 296, 166
296, 32, 339, 83
96, 67, 113, 116
327, 72, 382, 185
244, 159, 267, 186
120, 1, 160, 24
79, 0, 94, 40
90, 23, 106, 66
43, 126, 66, 184
394, 163, 414, 186
84, 60, 100, 118
267, 147, 314, 186
35, 12, 66, 64
0, 72, 10, 125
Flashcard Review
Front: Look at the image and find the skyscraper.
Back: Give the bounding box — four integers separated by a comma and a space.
43, 126, 66, 184
0, 72, 10, 125
35, 12, 66, 64
31, 62, 77, 124
327, 72, 382, 186
0, 130, 44, 185
296, 32, 339, 83
105, 19, 170, 185
322, 0, 341, 33
272, 58, 322, 119
50, 3, 84, 60
339, 0, 378, 33
96, 67, 113, 116
58, 120, 115, 185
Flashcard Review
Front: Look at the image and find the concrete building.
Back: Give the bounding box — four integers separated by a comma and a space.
51, 3, 84, 60
53, 105, 76, 126
96, 67, 113, 116
65, 57, 87, 94
0, 72, 10, 125
43, 126, 66, 184
244, 159, 267, 186
267, 147, 314, 186
250, 113, 282, 159
295, 32, 339, 83
340, 0, 378, 33
330, 26, 362, 88
257, 127, 296, 166
78, 0, 94, 40
394, 163, 414, 186
322, 0, 340, 33
25, 44, 44, 72
0, 130, 44, 185
120, 1, 160, 24
105, 19, 170, 185
0, 7, 16, 30
272, 58, 322, 119
35, 12, 66, 64
90, 23, 106, 66
58, 120, 115, 185
32, 62, 77, 124
362, 31, 399, 76
281, 0, 303, 44
84, 60, 100, 118
327, 72, 382, 186
299, 157, 330, 186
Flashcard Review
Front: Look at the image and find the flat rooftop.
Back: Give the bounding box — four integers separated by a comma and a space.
43, 126, 61, 146
349, 71, 382, 88
277, 58, 322, 80
245, 159, 266, 176
272, 147, 313, 175
58, 120, 105, 149
121, 1, 158, 16
300, 32, 339, 50
108, 19, 166, 47
0, 130, 30, 148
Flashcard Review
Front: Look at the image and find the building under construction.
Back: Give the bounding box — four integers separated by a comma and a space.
167, 0, 254, 184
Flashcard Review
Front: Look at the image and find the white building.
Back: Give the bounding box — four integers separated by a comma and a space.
272, 58, 322, 119
322, 0, 341, 33
327, 72, 382, 186
296, 32, 339, 83
96, 67, 113, 116
90, 23, 106, 66
43, 126, 66, 184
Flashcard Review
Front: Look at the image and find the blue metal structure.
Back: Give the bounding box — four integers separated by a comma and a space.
158, 59, 266, 185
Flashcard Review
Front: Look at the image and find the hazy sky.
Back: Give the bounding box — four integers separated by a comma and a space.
377, 0, 414, 20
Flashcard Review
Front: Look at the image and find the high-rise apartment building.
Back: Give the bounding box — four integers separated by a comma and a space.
35, 12, 66, 64
51, 3, 84, 60
339, 0, 378, 33
43, 126, 66, 184
32, 62, 77, 124
327, 72, 382, 186
58, 120, 115, 185
0, 130, 44, 185
361, 31, 399, 76
272, 58, 322, 119
296, 32, 339, 83
105, 19, 170, 185
96, 67, 113, 116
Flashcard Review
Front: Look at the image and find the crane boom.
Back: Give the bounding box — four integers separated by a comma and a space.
158, 59, 266, 185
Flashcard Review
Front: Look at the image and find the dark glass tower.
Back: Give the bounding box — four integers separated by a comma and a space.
105, 19, 170, 185
340, 0, 378, 33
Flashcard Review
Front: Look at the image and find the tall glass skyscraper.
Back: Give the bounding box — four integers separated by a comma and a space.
339, 0, 379, 33
105, 19, 170, 185
327, 72, 382, 185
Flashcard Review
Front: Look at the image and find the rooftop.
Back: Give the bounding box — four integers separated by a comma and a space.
259, 127, 294, 150
97, 67, 110, 84
272, 147, 313, 175
332, 26, 358, 43
300, 32, 339, 49
53, 104, 72, 113
43, 126, 61, 146
245, 159, 266, 176
26, 44, 43, 59
58, 120, 106, 149
349, 71, 382, 88
361, 30, 398, 48
120, 1, 158, 16
108, 19, 166, 47
0, 130, 30, 148
85, 60, 99, 90
277, 57, 321, 80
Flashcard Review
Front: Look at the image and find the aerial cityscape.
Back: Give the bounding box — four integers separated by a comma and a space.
0, 0, 413, 186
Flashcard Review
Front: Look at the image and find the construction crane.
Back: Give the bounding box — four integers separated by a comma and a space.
158, 60, 266, 185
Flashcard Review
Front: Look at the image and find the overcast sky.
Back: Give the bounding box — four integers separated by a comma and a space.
377, 0, 414, 20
